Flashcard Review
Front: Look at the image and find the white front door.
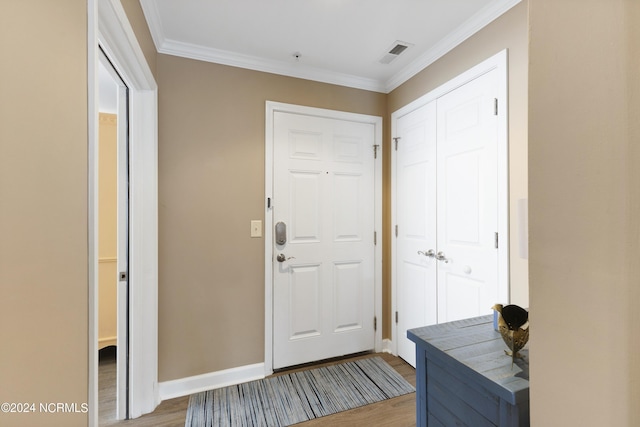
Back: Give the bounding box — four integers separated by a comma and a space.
393, 62, 507, 367
272, 111, 376, 369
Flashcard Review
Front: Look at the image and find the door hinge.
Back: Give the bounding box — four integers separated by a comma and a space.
393, 137, 401, 151
395, 225, 398, 237
374, 316, 377, 331
267, 197, 271, 209
494, 98, 498, 116
395, 311, 399, 324
495, 232, 499, 249
373, 144, 380, 159
374, 231, 377, 245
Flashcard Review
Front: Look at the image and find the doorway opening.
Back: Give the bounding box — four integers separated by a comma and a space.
97, 51, 130, 422
89, 1, 159, 424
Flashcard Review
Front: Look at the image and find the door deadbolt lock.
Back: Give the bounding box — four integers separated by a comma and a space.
275, 221, 287, 245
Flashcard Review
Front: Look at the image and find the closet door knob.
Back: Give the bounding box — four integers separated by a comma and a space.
418, 249, 435, 258
435, 251, 449, 263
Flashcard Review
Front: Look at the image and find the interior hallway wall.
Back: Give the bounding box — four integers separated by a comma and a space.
0, 1, 89, 426
156, 54, 386, 381
528, 0, 640, 424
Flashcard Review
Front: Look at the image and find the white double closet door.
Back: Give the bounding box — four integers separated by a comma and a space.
394, 67, 505, 367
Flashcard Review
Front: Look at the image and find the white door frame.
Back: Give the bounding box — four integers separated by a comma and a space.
264, 101, 383, 375
89, 0, 159, 425
391, 50, 509, 355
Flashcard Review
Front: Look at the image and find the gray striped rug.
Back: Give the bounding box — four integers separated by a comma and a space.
185, 356, 414, 426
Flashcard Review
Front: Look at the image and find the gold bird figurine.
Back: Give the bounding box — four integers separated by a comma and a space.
492, 304, 529, 368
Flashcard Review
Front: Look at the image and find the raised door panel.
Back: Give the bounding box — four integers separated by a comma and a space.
289, 264, 323, 340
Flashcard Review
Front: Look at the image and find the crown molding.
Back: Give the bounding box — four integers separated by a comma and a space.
158, 38, 387, 93
138, 0, 166, 53
383, 0, 522, 92
140, 0, 520, 94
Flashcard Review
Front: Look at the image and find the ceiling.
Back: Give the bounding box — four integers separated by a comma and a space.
139, 0, 521, 93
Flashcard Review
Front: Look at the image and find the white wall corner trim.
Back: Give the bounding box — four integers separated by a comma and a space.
158, 363, 266, 401
382, 339, 394, 355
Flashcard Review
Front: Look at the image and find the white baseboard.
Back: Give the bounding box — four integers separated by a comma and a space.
381, 338, 394, 355
158, 362, 265, 401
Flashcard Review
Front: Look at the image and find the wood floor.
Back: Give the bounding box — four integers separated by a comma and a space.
99, 350, 416, 427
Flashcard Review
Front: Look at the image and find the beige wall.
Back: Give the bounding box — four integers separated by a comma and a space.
156, 54, 387, 380
387, 1, 529, 315
99, 114, 118, 348
528, 0, 640, 424
630, 2, 640, 426
0, 2, 88, 427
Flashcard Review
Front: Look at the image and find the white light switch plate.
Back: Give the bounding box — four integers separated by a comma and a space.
250, 220, 262, 238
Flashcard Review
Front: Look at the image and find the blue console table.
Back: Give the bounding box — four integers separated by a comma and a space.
407, 315, 529, 427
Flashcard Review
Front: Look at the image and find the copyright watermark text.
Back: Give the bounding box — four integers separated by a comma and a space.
1, 402, 88, 414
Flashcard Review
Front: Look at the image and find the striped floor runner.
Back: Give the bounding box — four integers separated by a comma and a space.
185, 356, 415, 426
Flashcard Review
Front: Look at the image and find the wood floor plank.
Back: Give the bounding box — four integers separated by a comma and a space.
99, 352, 416, 426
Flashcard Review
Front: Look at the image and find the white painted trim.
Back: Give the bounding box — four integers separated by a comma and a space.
381, 339, 394, 355
99, 336, 118, 348
87, 3, 99, 426
390, 50, 510, 356
138, 0, 520, 94
264, 102, 383, 375
98, 0, 156, 90
91, 0, 159, 424
159, 38, 386, 93
158, 363, 266, 401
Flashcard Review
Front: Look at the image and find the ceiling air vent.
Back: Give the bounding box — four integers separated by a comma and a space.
379, 41, 413, 64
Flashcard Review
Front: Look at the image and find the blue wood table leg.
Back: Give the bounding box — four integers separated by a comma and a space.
415, 344, 427, 427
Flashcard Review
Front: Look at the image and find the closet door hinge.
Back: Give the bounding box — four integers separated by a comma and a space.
395, 225, 398, 237
495, 232, 499, 249
395, 311, 399, 324
374, 231, 377, 245
373, 144, 380, 159
494, 98, 498, 116
374, 316, 377, 331
393, 137, 401, 151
